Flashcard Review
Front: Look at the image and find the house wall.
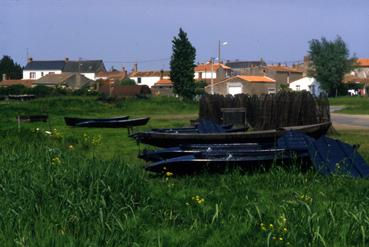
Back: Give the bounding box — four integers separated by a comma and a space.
194, 69, 231, 82
240, 67, 302, 91
353, 67, 369, 78
130, 76, 170, 88
194, 71, 217, 80
289, 78, 321, 96
23, 70, 62, 80
205, 77, 275, 96
151, 86, 174, 96
81, 73, 95, 81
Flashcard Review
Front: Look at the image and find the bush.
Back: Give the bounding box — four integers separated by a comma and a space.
195, 80, 207, 95
118, 78, 136, 86
30, 85, 55, 97
1, 84, 30, 95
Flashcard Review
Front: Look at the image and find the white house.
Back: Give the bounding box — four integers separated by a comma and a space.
22, 58, 106, 80
62, 60, 106, 80
289, 77, 322, 96
351, 58, 369, 78
130, 70, 170, 88
194, 63, 232, 82
23, 58, 65, 80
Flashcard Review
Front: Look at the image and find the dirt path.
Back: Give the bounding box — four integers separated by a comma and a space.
331, 113, 369, 130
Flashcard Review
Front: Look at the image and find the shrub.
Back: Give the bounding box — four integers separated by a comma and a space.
118, 78, 136, 86
30, 85, 55, 97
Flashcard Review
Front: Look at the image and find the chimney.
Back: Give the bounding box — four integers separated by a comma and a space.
2, 74, 6, 81
160, 70, 164, 79
122, 67, 127, 78
65, 57, 69, 62
27, 57, 33, 64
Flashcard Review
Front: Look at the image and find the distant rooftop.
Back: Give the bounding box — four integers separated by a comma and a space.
225, 60, 266, 69
23, 59, 106, 73
63, 60, 106, 73
24, 60, 66, 71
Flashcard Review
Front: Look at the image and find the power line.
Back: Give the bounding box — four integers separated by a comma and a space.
104, 58, 170, 64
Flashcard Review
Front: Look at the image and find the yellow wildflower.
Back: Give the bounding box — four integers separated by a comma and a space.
51, 156, 61, 165
165, 171, 173, 177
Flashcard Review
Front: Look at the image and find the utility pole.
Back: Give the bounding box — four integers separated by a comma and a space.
218, 40, 221, 64
211, 57, 214, 95
77, 57, 81, 88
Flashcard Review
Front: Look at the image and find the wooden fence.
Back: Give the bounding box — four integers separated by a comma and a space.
199, 91, 330, 130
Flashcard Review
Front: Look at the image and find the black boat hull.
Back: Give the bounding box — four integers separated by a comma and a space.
133, 122, 332, 147
75, 117, 150, 128
145, 151, 310, 174
139, 143, 265, 162
65, 116, 129, 126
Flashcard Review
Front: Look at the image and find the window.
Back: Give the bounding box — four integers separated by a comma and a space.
41, 72, 44, 76
30, 72, 36, 79
49, 72, 55, 75
268, 88, 276, 94
199, 72, 203, 79
296, 85, 300, 91
137, 77, 141, 84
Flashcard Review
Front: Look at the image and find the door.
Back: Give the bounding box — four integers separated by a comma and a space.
227, 83, 243, 95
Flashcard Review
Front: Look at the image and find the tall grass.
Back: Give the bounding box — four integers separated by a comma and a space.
0, 96, 368, 246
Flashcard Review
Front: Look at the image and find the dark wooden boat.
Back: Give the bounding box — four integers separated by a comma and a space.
150, 125, 246, 134
64, 116, 129, 126
17, 115, 48, 122
8, 94, 35, 100
75, 117, 150, 128
139, 143, 263, 162
132, 121, 332, 147
145, 149, 310, 174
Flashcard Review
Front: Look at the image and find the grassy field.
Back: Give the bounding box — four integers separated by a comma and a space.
329, 96, 369, 114
0, 96, 368, 246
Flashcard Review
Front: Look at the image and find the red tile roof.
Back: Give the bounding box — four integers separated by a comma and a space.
154, 79, 173, 86
236, 75, 276, 83
207, 75, 275, 88
130, 70, 170, 77
357, 58, 369, 67
96, 71, 126, 80
195, 63, 232, 72
0, 79, 34, 87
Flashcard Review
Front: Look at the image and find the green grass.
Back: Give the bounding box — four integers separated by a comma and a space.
0, 96, 368, 246
329, 96, 369, 114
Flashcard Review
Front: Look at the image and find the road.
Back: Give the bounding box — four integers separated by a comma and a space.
330, 106, 369, 129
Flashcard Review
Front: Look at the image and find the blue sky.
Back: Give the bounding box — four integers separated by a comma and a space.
1, 0, 368, 70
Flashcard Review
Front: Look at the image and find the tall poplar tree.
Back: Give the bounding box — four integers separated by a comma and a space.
170, 28, 196, 99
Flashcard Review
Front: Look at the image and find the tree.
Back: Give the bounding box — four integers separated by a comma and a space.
118, 78, 136, 86
308, 36, 356, 96
0, 55, 23, 81
170, 28, 196, 99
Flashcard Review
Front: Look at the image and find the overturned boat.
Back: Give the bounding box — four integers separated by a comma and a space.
145, 149, 310, 174
65, 116, 129, 126
139, 143, 264, 162
132, 121, 332, 147
75, 117, 150, 128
